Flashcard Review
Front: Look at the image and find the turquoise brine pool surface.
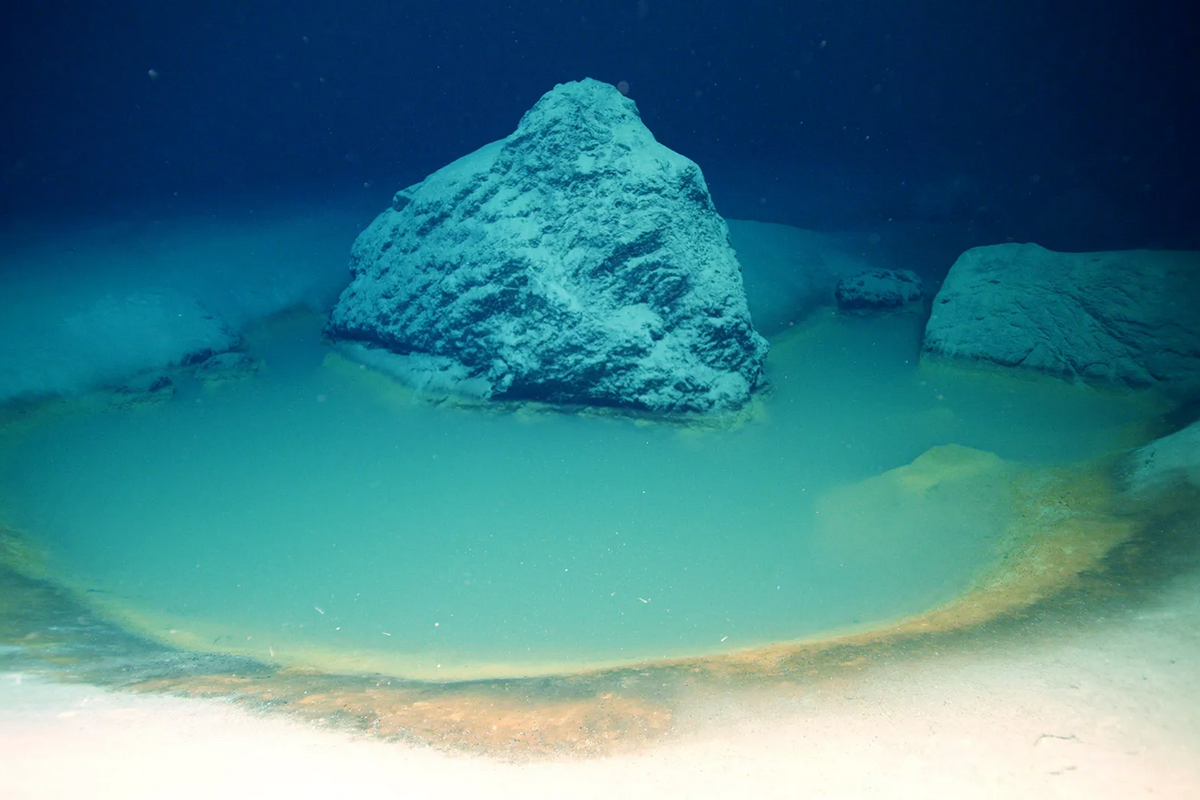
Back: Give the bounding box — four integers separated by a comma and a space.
0, 311, 1158, 679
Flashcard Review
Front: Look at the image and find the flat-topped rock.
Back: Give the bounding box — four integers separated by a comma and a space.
327, 78, 768, 414
922, 243, 1200, 392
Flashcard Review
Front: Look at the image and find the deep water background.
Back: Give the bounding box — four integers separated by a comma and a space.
2, 0, 1197, 251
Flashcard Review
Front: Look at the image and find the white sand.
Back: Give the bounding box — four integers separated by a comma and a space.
3, 571, 1198, 800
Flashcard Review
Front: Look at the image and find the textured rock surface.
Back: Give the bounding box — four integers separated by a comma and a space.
835, 268, 924, 314
327, 79, 768, 414
922, 243, 1200, 391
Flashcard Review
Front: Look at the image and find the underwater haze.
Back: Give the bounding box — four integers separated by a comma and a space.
3, 1, 1197, 250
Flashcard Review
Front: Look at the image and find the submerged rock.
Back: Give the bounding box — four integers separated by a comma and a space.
327, 78, 768, 414
835, 268, 924, 314
922, 244, 1200, 391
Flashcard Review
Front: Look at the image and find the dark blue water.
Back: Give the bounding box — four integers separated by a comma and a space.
2, 1, 1196, 251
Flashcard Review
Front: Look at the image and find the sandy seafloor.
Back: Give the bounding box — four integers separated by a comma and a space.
2, 567, 1198, 799
1, 199, 1198, 798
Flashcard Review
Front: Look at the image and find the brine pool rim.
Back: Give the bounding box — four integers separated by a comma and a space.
0, 348, 1172, 684
0, 345, 1193, 757
0, 470, 1194, 760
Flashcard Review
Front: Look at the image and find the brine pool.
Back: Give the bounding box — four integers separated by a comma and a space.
0, 310, 1160, 680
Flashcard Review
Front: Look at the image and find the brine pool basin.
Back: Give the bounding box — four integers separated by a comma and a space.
0, 310, 1158, 681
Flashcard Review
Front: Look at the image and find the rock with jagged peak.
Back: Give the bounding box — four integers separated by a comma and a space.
327, 78, 767, 415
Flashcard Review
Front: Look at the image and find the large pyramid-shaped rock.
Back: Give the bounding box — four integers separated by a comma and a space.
327, 79, 768, 414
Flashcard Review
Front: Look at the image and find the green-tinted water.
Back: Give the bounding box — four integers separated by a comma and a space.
0, 311, 1158, 679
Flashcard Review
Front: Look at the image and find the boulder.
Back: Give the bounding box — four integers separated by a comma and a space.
835, 268, 924, 314
327, 79, 768, 414
922, 243, 1200, 391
